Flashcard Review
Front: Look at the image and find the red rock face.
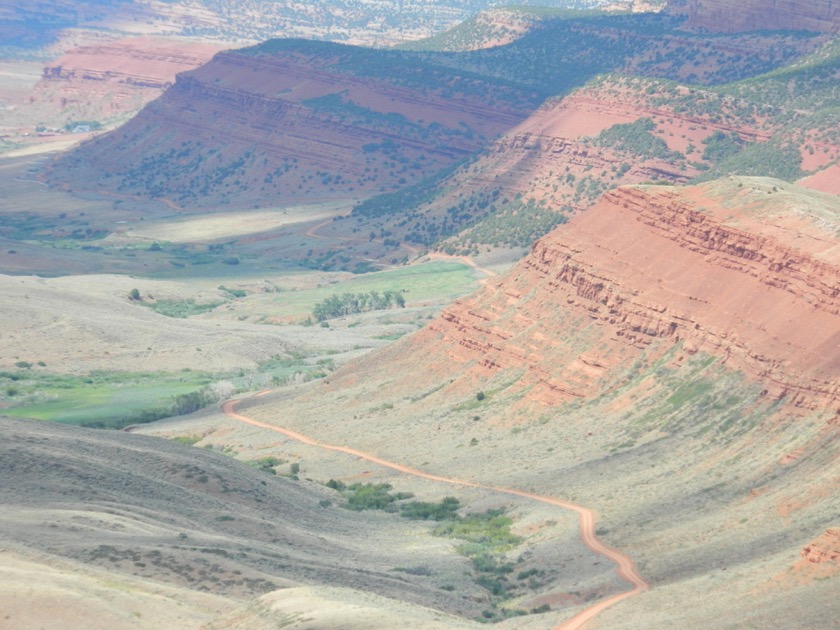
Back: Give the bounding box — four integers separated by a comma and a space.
46, 45, 538, 208
801, 528, 840, 565
668, 0, 840, 33
414, 178, 840, 410
33, 37, 224, 121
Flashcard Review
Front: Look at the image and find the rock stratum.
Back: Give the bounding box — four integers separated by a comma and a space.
45, 40, 539, 209
330, 16, 836, 258
214, 175, 840, 629
668, 0, 840, 33
45, 11, 825, 218
32, 37, 223, 124
386, 178, 840, 414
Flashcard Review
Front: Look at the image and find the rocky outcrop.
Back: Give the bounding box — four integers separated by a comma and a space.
40, 42, 215, 89
45, 43, 538, 209
420, 178, 840, 410
32, 38, 223, 120
801, 528, 840, 565
668, 0, 840, 33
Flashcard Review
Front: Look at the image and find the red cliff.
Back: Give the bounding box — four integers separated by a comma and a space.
410, 177, 840, 411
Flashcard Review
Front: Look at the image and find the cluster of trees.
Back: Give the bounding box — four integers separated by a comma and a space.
593, 117, 683, 162
313, 289, 405, 321
442, 197, 568, 252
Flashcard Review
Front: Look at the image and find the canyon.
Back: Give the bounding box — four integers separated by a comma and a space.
2, 2, 839, 629
38, 8, 833, 273
190, 176, 839, 628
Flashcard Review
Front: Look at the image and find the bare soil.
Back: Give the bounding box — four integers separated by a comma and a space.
0, 416, 506, 627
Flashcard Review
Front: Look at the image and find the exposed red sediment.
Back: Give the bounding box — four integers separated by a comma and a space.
801, 528, 840, 565
46, 46, 536, 206
419, 179, 840, 411
33, 37, 224, 118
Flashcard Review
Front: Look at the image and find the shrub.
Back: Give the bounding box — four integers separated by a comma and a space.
399, 496, 461, 521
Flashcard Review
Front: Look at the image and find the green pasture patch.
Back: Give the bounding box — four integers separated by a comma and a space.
267, 261, 475, 320
0, 370, 220, 428
256, 354, 335, 385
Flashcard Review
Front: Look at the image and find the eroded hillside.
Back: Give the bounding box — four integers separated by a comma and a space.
44, 40, 542, 211
39, 9, 832, 272
189, 177, 840, 628
0, 416, 492, 628
351, 32, 840, 258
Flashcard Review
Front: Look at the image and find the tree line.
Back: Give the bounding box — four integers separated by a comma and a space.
313, 290, 405, 321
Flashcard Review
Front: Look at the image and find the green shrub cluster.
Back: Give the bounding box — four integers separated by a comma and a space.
326, 480, 535, 614
145, 298, 224, 318
701, 131, 745, 163
695, 141, 803, 182
592, 118, 682, 161
444, 198, 568, 251
331, 482, 415, 511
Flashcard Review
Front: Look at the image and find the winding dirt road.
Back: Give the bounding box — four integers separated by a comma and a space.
222, 396, 648, 629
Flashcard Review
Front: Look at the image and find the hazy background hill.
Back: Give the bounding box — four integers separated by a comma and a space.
0, 0, 633, 156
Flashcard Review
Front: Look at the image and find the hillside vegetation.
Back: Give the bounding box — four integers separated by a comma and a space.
41, 7, 832, 272
346, 23, 840, 258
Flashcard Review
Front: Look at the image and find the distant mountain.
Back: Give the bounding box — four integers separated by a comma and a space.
0, 0, 620, 54
44, 39, 543, 211
0, 0, 623, 156
667, 0, 840, 33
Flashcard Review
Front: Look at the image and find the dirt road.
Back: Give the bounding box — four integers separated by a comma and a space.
222, 396, 648, 629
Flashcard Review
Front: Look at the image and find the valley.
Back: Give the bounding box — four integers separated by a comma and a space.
1, 1, 839, 629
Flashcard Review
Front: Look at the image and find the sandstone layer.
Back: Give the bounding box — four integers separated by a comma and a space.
406, 177, 840, 412
19, 37, 224, 137
45, 42, 538, 209
358, 62, 840, 256
801, 528, 840, 566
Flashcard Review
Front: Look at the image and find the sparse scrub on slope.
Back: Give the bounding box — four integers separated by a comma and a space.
325, 481, 538, 619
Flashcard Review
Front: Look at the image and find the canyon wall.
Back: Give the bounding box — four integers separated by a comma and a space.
415, 177, 840, 412
45, 43, 538, 209
668, 0, 840, 33
33, 38, 223, 122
